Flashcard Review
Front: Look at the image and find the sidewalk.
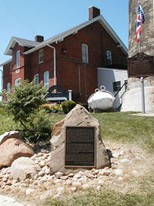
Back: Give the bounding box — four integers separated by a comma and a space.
132, 113, 154, 117
0, 195, 27, 206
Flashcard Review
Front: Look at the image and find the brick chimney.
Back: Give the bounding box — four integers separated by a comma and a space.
89, 6, 100, 20
35, 35, 44, 42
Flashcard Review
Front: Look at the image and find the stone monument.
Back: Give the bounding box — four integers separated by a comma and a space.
50, 104, 110, 174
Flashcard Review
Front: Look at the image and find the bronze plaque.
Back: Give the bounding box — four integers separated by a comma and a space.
65, 126, 95, 167
128, 53, 154, 77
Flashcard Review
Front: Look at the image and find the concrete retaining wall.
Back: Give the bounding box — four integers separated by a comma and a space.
121, 77, 154, 113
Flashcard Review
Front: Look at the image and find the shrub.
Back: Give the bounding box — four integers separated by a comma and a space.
6, 80, 51, 143
62, 100, 76, 114
41, 103, 63, 113
41, 104, 53, 113
6, 80, 47, 122
21, 109, 51, 143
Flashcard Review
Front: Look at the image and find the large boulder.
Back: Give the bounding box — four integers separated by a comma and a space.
10, 157, 38, 180
0, 138, 34, 169
0, 131, 21, 145
50, 104, 110, 174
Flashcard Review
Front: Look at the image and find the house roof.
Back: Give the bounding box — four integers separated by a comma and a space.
5, 36, 40, 55
5, 15, 128, 58
24, 15, 128, 55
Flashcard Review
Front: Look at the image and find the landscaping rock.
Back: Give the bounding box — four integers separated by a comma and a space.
0, 138, 34, 169
0, 131, 21, 145
10, 157, 38, 180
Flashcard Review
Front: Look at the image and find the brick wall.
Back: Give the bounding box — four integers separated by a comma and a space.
3, 22, 127, 104
3, 63, 11, 90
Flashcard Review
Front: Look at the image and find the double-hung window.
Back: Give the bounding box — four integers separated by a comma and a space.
7, 82, 11, 93
10, 63, 12, 74
82, 44, 88, 64
34, 74, 39, 85
15, 78, 21, 86
16, 50, 20, 68
106, 50, 112, 65
39, 49, 44, 63
44, 71, 49, 89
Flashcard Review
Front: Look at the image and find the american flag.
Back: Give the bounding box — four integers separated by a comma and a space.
136, 4, 145, 43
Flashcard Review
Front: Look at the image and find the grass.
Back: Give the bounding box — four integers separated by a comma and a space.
93, 112, 154, 152
0, 106, 18, 134
1, 106, 154, 152
0, 106, 154, 206
41, 181, 154, 206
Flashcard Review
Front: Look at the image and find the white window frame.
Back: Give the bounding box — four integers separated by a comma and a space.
106, 50, 112, 65
16, 50, 20, 68
10, 63, 12, 74
15, 78, 21, 86
39, 49, 44, 63
34, 74, 39, 85
7, 82, 11, 93
44, 71, 49, 89
82, 44, 88, 64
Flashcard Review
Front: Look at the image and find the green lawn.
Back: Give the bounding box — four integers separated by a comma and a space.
93, 112, 154, 152
41, 187, 154, 206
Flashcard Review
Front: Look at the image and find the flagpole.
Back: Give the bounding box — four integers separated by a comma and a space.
139, 37, 141, 53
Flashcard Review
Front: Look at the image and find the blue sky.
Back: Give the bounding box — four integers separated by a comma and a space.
0, 0, 128, 88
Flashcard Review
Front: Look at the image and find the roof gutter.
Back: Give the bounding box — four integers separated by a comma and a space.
47, 44, 57, 86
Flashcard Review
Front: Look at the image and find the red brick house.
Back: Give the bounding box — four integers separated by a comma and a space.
1, 6, 128, 104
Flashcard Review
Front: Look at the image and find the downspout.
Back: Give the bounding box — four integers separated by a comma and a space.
0, 69, 3, 89
0, 69, 3, 101
47, 44, 57, 86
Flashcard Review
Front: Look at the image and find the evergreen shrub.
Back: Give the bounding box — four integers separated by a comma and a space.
62, 100, 76, 114
6, 80, 51, 143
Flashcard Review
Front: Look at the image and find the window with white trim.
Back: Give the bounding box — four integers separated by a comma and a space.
34, 74, 39, 85
106, 50, 112, 65
10, 63, 12, 74
15, 78, 21, 86
82, 44, 88, 64
44, 71, 49, 89
16, 50, 20, 68
7, 82, 11, 93
39, 49, 44, 63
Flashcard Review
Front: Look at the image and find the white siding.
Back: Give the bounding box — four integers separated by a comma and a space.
97, 68, 128, 109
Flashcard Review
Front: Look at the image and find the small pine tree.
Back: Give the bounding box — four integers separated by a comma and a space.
6, 80, 51, 143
